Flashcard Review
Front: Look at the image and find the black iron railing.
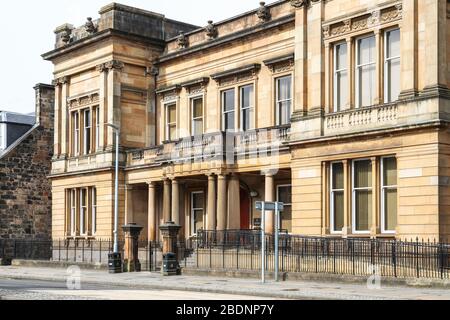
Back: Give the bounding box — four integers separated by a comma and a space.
192, 230, 450, 279
1, 233, 449, 280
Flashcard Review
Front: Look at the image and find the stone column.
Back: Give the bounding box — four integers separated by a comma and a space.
207, 174, 217, 231
265, 173, 275, 234
96, 63, 108, 151
163, 179, 171, 223
171, 179, 180, 225
375, 29, 382, 105
60, 77, 70, 157
293, 3, 307, 114
105, 60, 123, 150
148, 182, 157, 241
346, 38, 353, 109
399, 0, 418, 98
52, 79, 62, 156
227, 174, 241, 230
217, 174, 228, 231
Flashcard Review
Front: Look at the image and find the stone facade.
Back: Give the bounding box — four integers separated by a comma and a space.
43, 1, 450, 243
0, 84, 54, 240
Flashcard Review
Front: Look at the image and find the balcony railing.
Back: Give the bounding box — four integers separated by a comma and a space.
127, 125, 290, 167
324, 103, 398, 136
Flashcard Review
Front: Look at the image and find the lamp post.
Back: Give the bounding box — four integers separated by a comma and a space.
106, 123, 120, 254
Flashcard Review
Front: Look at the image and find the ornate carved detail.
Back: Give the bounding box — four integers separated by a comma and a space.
176, 31, 188, 49
96, 60, 124, 73
323, 3, 402, 40
290, 0, 309, 8
381, 4, 403, 23
205, 20, 218, 40
257, 2, 271, 23
61, 27, 72, 44
84, 17, 98, 34
145, 66, 159, 77
52, 76, 70, 86
68, 92, 100, 110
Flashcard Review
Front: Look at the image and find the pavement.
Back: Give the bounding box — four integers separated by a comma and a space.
0, 266, 449, 300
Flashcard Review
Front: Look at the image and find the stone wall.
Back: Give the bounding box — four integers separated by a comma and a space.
0, 84, 54, 240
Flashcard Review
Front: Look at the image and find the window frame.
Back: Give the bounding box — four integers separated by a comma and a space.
165, 101, 177, 142
94, 107, 100, 151
70, 189, 77, 237
333, 42, 348, 112
351, 158, 372, 235
221, 88, 236, 132
190, 191, 205, 236
355, 34, 376, 108
73, 111, 80, 156
79, 188, 88, 236
190, 95, 204, 137
91, 187, 97, 236
83, 109, 91, 155
239, 84, 255, 132
384, 27, 401, 104
275, 75, 293, 126
330, 162, 345, 234
381, 156, 398, 234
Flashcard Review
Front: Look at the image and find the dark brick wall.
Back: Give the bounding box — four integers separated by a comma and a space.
0, 84, 54, 241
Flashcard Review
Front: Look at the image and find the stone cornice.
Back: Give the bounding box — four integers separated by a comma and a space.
42, 29, 166, 61
158, 14, 295, 64
180, 77, 210, 89
211, 64, 261, 82
155, 84, 182, 95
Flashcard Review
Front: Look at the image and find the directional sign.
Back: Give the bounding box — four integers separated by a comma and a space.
255, 201, 284, 212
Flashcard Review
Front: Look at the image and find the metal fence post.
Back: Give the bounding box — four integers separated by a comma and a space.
415, 237, 420, 278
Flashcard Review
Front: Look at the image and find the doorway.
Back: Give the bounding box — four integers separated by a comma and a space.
240, 188, 250, 230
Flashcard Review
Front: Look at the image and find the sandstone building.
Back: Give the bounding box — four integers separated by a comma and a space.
0, 84, 54, 240
43, 0, 450, 243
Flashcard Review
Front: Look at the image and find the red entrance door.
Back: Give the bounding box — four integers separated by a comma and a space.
240, 188, 250, 230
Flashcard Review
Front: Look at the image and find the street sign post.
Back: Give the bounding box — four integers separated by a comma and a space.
255, 201, 284, 283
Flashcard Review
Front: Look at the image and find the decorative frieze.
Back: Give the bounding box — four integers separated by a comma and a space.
263, 53, 295, 74
181, 77, 209, 94
67, 92, 100, 110
211, 64, 261, 87
322, 3, 403, 40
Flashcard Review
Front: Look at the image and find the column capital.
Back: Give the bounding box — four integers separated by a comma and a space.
96, 60, 124, 73
52, 76, 70, 86
261, 168, 277, 177
147, 181, 156, 187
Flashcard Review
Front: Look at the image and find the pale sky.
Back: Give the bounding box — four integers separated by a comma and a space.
0, 0, 266, 114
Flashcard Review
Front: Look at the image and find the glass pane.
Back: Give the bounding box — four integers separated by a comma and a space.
354, 160, 372, 188
358, 36, 375, 65
336, 71, 348, 110
193, 119, 203, 136
333, 191, 344, 232
279, 101, 291, 125
387, 58, 401, 102
193, 193, 204, 209
332, 163, 344, 190
277, 76, 292, 101
194, 210, 204, 233
383, 157, 397, 186
355, 190, 372, 231
225, 111, 235, 131
241, 85, 253, 108
336, 43, 347, 70
223, 89, 235, 112
384, 189, 398, 231
192, 98, 203, 118
281, 207, 292, 234
169, 125, 176, 140
278, 186, 292, 204
84, 110, 91, 127
168, 104, 176, 123
242, 108, 253, 131
387, 29, 400, 58
359, 64, 376, 107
